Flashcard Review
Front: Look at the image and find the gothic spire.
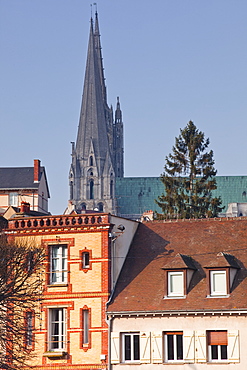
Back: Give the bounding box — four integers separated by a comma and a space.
69, 12, 120, 215
94, 11, 107, 104
75, 15, 109, 175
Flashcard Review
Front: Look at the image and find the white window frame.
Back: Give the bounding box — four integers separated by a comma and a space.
210, 270, 227, 296
49, 308, 66, 351
9, 192, 18, 206
208, 343, 228, 362
50, 244, 68, 284
168, 271, 184, 297
121, 332, 140, 363
164, 332, 183, 363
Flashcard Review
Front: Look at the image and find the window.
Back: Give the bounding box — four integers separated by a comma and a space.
89, 180, 94, 199
9, 192, 18, 206
50, 244, 68, 284
49, 308, 66, 351
164, 332, 183, 362
25, 311, 34, 347
83, 309, 89, 345
208, 331, 228, 361
210, 270, 227, 296
122, 333, 140, 362
82, 252, 90, 269
168, 271, 184, 297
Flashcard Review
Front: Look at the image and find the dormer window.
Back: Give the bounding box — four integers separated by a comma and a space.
168, 271, 184, 297
163, 254, 197, 299
205, 253, 240, 298
210, 270, 227, 296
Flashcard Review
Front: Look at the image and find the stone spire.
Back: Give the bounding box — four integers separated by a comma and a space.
69, 12, 123, 214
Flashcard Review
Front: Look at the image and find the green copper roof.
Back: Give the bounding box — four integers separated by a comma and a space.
116, 176, 247, 217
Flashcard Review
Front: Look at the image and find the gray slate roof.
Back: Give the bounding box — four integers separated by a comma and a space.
0, 167, 45, 189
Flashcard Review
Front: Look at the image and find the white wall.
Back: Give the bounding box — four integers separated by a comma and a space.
110, 216, 139, 288
110, 314, 245, 369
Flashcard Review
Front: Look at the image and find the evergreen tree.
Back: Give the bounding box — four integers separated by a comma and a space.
156, 121, 223, 219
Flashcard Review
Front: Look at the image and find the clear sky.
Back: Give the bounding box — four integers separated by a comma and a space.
1, 0, 247, 214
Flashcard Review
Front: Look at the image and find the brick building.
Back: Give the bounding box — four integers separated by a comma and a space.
6, 212, 138, 369
0, 159, 50, 215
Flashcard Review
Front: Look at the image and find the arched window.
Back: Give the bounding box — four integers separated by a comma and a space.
98, 203, 103, 212
89, 180, 94, 199
110, 180, 114, 197
89, 156, 93, 166
70, 181, 73, 200
81, 203, 87, 211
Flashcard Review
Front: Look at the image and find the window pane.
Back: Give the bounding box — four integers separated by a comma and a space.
221, 345, 227, 360
176, 334, 183, 360
50, 245, 67, 283
169, 272, 183, 295
124, 335, 131, 361
26, 312, 33, 346
167, 334, 174, 360
83, 310, 89, 344
133, 335, 140, 360
83, 252, 90, 268
211, 271, 226, 294
211, 345, 218, 360
50, 308, 65, 350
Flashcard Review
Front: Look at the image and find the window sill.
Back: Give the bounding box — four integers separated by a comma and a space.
43, 351, 67, 358
207, 294, 230, 298
164, 295, 186, 299
47, 283, 68, 287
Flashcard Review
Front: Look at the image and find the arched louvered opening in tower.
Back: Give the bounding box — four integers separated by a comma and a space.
89, 180, 94, 199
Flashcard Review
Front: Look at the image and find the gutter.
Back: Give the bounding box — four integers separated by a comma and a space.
107, 309, 247, 317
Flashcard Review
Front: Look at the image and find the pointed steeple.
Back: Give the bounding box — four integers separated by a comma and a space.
75, 16, 109, 175
69, 12, 123, 215
94, 11, 107, 104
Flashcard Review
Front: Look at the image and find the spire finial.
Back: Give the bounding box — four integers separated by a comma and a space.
93, 2, 97, 14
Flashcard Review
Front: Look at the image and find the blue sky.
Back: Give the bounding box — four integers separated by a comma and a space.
1, 0, 247, 214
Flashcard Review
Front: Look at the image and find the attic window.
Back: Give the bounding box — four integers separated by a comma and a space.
168, 271, 184, 297
210, 270, 227, 296
163, 254, 196, 299
205, 253, 240, 297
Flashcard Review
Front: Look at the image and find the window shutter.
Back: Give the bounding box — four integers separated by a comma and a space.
140, 332, 151, 363
183, 330, 195, 363
195, 330, 206, 363
208, 330, 227, 345
111, 332, 120, 364
151, 331, 163, 364
228, 330, 239, 363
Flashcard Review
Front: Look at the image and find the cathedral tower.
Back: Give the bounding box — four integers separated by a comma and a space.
69, 13, 124, 214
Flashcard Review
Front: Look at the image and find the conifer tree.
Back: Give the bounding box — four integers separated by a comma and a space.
156, 121, 223, 219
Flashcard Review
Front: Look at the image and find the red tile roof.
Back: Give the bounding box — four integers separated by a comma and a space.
107, 218, 247, 313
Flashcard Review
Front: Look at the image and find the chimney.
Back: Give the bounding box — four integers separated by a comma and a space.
34, 159, 40, 183
20, 202, 30, 214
